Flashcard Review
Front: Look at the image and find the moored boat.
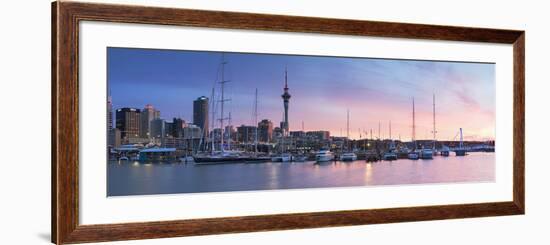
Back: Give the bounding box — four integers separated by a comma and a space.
315, 149, 334, 163
365, 150, 380, 162
292, 154, 308, 162
382, 151, 398, 161
440, 145, 450, 157
420, 148, 434, 159
271, 153, 292, 162
408, 151, 420, 160
340, 152, 358, 161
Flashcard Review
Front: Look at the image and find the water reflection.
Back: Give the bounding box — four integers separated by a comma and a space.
108, 152, 495, 196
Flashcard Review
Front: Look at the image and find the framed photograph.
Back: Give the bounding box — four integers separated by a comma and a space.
52, 1, 524, 244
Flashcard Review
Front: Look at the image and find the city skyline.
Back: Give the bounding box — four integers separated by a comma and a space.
108, 47, 496, 141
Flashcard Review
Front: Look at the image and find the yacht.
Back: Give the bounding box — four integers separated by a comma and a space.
340, 152, 358, 161
315, 149, 334, 163
193, 150, 246, 164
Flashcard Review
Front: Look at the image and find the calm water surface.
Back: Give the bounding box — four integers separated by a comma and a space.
108, 152, 495, 196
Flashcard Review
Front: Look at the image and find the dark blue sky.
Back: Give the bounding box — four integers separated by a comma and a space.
108, 47, 495, 140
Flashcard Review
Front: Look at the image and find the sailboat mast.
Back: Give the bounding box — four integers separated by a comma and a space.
412, 97, 416, 149
432, 93, 437, 150
227, 112, 232, 151
219, 54, 229, 152
254, 88, 258, 154
389, 120, 392, 140
346, 109, 350, 139
378, 121, 381, 140
460, 128, 464, 148
210, 87, 215, 153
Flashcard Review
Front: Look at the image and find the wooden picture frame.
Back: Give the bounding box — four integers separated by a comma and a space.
52, 1, 525, 244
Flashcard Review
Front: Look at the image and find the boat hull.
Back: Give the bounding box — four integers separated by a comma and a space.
193, 156, 244, 164
455, 149, 467, 156
408, 153, 419, 160
383, 153, 398, 161
316, 155, 334, 163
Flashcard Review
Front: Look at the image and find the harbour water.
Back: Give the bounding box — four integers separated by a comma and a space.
108, 152, 494, 196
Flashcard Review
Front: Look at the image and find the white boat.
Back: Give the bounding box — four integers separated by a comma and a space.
271, 153, 292, 162
340, 152, 357, 161
420, 148, 434, 159
315, 149, 334, 163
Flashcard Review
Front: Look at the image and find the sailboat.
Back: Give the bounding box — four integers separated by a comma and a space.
383, 121, 398, 161
194, 54, 246, 164
245, 88, 271, 163
454, 128, 467, 156
408, 98, 420, 160
340, 109, 357, 161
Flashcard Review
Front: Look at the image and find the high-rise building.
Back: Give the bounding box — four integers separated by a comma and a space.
115, 108, 141, 140
140, 104, 160, 138
258, 119, 273, 143
171, 118, 186, 138
164, 121, 174, 138
193, 96, 209, 139
237, 125, 257, 143
150, 118, 165, 139
281, 69, 291, 135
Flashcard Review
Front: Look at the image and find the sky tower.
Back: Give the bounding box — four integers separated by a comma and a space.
281, 68, 291, 135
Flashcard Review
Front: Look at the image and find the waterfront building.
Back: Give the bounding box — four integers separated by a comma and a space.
258, 119, 274, 143
140, 104, 160, 138
183, 124, 202, 139
164, 121, 174, 138
115, 108, 141, 140
281, 69, 291, 135
237, 125, 257, 143
306, 131, 330, 141
193, 96, 209, 139
150, 118, 165, 140
162, 137, 186, 149
290, 131, 306, 138
171, 118, 186, 138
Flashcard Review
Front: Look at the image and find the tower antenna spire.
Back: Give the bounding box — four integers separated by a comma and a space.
285, 67, 288, 89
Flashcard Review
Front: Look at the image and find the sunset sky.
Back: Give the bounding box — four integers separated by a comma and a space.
108, 47, 495, 142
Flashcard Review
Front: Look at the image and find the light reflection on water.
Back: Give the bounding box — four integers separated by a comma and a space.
108, 152, 495, 196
